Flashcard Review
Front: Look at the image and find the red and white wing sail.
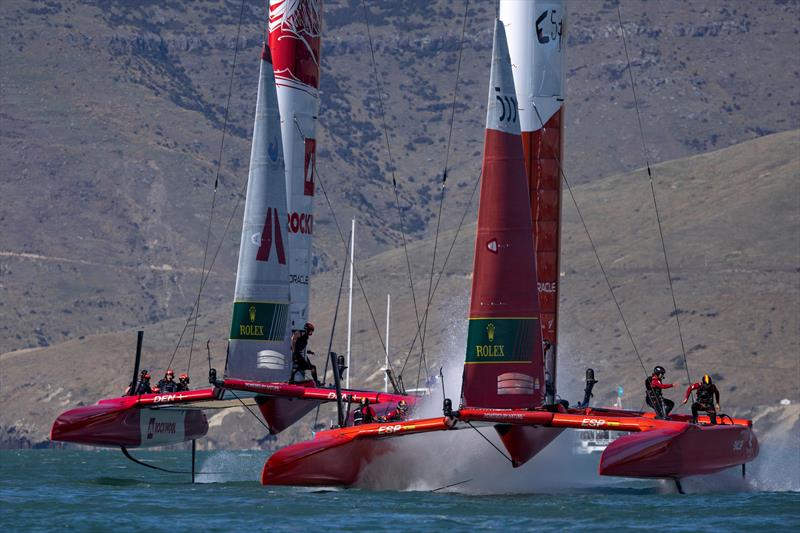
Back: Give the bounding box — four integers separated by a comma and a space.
500, 0, 566, 402
269, 0, 323, 331
461, 19, 545, 410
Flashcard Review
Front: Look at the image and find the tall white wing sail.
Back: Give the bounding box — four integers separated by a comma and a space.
227, 45, 292, 381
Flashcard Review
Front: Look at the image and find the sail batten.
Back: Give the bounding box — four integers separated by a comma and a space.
461, 20, 545, 409
226, 45, 292, 381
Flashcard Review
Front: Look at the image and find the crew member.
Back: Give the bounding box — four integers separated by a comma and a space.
290, 322, 320, 385
645, 365, 675, 419
353, 398, 376, 425
683, 374, 720, 424
177, 373, 190, 392
135, 370, 152, 395
384, 399, 409, 422
157, 369, 178, 393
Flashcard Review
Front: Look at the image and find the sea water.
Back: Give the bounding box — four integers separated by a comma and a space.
1, 449, 798, 532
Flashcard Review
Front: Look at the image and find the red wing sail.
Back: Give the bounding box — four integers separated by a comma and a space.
462, 19, 545, 409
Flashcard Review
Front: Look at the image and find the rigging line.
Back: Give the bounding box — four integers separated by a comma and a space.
466, 422, 513, 465
431, 478, 473, 492
229, 389, 273, 433
167, 0, 248, 374
316, 165, 401, 379
529, 104, 648, 377
399, 171, 481, 377
186, 0, 248, 377
616, 5, 693, 389
360, 0, 428, 368
420, 0, 471, 378
291, 118, 402, 386
314, 227, 352, 426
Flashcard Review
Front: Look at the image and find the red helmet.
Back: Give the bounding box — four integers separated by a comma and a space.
179, 373, 189, 381
166, 369, 175, 377
305, 322, 315, 333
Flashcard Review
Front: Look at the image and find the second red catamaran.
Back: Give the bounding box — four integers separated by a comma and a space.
261, 2, 758, 491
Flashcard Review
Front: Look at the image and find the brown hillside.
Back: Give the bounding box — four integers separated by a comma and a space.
2, 130, 797, 448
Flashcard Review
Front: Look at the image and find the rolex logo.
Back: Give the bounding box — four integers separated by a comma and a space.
249, 305, 257, 322
487, 323, 495, 343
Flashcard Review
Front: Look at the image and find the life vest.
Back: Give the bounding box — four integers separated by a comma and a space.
353, 409, 364, 425
645, 376, 662, 398
293, 333, 309, 358
697, 383, 715, 406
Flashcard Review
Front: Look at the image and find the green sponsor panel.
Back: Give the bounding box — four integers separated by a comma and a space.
230, 301, 288, 341
465, 317, 539, 363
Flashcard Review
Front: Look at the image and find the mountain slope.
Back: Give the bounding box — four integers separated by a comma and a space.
2, 0, 799, 352
2, 130, 797, 448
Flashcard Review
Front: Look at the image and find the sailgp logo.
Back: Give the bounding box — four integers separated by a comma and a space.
256, 207, 287, 264
146, 417, 177, 439
494, 88, 518, 124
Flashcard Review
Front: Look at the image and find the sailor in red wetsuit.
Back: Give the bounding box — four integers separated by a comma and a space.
353, 398, 376, 425
383, 400, 409, 422
683, 374, 720, 424
645, 365, 675, 419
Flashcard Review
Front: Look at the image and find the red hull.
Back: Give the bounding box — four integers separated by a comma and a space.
51, 389, 214, 448
260, 406, 758, 487
262, 417, 453, 486
600, 423, 759, 479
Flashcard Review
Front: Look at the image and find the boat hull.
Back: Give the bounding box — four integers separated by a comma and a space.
262, 417, 453, 486
51, 389, 215, 448
599, 423, 759, 478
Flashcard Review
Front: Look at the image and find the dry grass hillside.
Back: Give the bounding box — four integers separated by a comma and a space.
2, 130, 797, 448
2, 0, 799, 354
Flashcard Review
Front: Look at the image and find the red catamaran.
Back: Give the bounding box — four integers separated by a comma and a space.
260, 5, 758, 491
51, 0, 414, 458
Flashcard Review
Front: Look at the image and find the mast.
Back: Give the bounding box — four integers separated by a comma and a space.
499, 0, 566, 404
385, 293, 390, 393
346, 218, 355, 389
269, 0, 323, 333
227, 43, 291, 381
461, 19, 545, 409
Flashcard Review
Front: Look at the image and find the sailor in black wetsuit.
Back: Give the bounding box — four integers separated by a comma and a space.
645, 365, 675, 419
290, 322, 320, 385
177, 373, 190, 392
683, 374, 720, 424
157, 369, 178, 393
135, 370, 152, 395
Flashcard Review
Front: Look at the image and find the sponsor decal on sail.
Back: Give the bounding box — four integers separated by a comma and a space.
230, 301, 288, 341
256, 207, 287, 264
287, 211, 313, 234
465, 318, 539, 363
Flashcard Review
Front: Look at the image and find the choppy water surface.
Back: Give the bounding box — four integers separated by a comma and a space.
1, 449, 798, 532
